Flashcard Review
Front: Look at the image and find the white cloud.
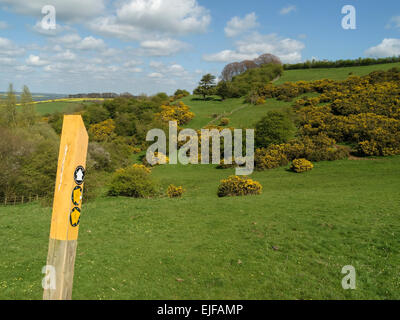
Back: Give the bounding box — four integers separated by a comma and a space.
26, 54, 49, 66
89, 0, 210, 42
203, 50, 258, 62
148, 72, 164, 78
149, 61, 164, 68
124, 60, 142, 68
280, 5, 296, 15
203, 33, 305, 63
169, 64, 185, 73
0, 0, 105, 23
365, 38, 400, 58
148, 61, 187, 78
76, 36, 105, 50
127, 67, 143, 73
0, 37, 25, 56
225, 13, 258, 37
15, 65, 33, 73
55, 50, 77, 61
138, 38, 188, 56
31, 21, 73, 36
116, 0, 210, 35
52, 34, 106, 51
386, 16, 400, 29
56, 34, 82, 45
0, 56, 14, 65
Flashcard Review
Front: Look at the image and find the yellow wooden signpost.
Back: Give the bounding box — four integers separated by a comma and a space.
43, 115, 89, 300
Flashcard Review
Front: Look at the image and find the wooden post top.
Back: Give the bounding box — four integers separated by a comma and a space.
50, 115, 88, 241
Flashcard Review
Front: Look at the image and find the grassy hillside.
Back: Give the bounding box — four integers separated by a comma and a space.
1, 156, 399, 299
1, 62, 399, 300
181, 62, 400, 130
275, 62, 400, 84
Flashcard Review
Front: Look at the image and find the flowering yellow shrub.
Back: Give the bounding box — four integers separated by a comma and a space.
167, 185, 185, 198
218, 175, 262, 197
143, 152, 169, 166
89, 119, 115, 142
157, 101, 195, 125
254, 146, 288, 170
254, 133, 349, 171
255, 97, 266, 105
255, 68, 400, 157
132, 164, 151, 173
291, 158, 314, 173
131, 147, 141, 154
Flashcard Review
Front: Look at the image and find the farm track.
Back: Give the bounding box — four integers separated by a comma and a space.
205, 104, 248, 127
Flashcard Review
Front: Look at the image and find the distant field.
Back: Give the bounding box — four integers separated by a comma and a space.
1, 156, 399, 299
276, 62, 400, 84
33, 101, 96, 115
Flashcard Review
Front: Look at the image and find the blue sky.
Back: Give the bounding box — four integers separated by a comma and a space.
0, 0, 399, 94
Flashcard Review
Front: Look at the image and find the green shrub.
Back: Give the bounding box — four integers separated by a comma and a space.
255, 111, 296, 148
108, 166, 157, 198
218, 175, 262, 197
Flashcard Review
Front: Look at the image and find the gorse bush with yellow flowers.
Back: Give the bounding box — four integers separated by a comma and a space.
89, 119, 116, 142
132, 163, 152, 173
143, 152, 169, 166
218, 175, 262, 197
167, 185, 185, 198
291, 158, 314, 173
157, 101, 195, 125
253, 68, 400, 157
255, 133, 349, 170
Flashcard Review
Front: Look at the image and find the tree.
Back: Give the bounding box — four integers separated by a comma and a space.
174, 89, 190, 97
193, 74, 216, 100
255, 111, 296, 148
5, 83, 17, 127
19, 85, 37, 126
216, 81, 230, 100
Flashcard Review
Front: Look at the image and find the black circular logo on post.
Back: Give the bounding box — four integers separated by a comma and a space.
74, 166, 85, 185
70, 207, 81, 227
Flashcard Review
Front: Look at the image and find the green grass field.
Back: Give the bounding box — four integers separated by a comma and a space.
1, 63, 399, 300
32, 101, 91, 115
1, 157, 399, 299
276, 62, 400, 84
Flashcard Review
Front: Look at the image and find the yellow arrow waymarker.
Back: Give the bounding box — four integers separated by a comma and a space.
44, 115, 89, 300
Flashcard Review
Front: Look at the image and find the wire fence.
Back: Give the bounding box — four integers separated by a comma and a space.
0, 194, 42, 206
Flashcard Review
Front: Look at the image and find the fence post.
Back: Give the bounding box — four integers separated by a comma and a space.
14, 195, 16, 206
21, 196, 24, 204
4, 196, 7, 206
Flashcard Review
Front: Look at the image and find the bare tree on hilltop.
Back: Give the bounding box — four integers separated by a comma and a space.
221, 53, 282, 81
